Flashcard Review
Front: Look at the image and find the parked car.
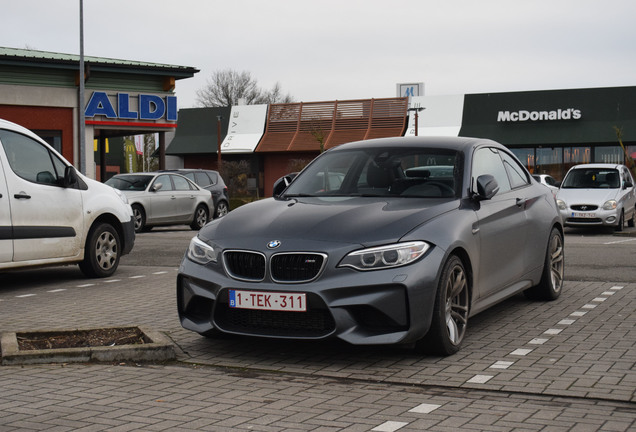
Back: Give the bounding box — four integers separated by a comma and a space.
177, 136, 564, 356
105, 172, 214, 233
556, 163, 636, 231
0, 118, 135, 277
532, 174, 560, 196
161, 169, 230, 218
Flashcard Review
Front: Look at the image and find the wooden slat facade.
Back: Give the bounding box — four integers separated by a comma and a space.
256, 97, 408, 153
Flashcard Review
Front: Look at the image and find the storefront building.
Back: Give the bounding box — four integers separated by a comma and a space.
408, 86, 636, 181
166, 86, 636, 197
0, 47, 197, 180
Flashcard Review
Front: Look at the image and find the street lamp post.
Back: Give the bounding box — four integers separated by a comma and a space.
407, 107, 425, 136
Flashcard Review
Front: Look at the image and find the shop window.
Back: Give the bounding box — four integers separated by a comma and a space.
594, 146, 623, 164
34, 130, 62, 154
564, 146, 591, 173
536, 147, 563, 180
509, 148, 534, 173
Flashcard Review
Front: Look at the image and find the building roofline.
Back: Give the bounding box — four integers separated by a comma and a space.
0, 46, 199, 79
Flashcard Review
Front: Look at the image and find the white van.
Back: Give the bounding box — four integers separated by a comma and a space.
0, 119, 135, 277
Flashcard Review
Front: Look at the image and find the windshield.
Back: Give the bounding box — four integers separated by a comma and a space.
283, 147, 461, 198
105, 175, 153, 191
561, 168, 620, 189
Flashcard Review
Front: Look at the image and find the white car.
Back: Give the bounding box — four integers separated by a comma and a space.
532, 174, 559, 196
0, 119, 135, 277
556, 163, 636, 231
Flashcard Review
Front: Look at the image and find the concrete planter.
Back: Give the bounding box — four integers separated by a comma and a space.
0, 326, 175, 365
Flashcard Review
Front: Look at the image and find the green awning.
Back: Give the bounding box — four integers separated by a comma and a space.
166, 107, 230, 155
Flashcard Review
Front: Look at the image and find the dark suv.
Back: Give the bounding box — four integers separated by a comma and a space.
162, 169, 229, 218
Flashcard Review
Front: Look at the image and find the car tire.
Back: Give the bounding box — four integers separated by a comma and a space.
615, 210, 624, 232
215, 200, 229, 218
628, 207, 635, 228
79, 223, 121, 278
132, 204, 146, 233
524, 227, 564, 301
416, 254, 469, 356
190, 204, 209, 230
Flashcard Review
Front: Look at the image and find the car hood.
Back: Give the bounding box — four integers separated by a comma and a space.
201, 196, 458, 247
557, 188, 619, 205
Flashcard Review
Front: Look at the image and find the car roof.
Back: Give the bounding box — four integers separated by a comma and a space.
329, 136, 503, 152
568, 163, 624, 170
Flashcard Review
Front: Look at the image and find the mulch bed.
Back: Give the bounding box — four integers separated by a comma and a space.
16, 327, 149, 350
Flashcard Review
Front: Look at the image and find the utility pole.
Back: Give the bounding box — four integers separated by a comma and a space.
78, 0, 86, 174
216, 116, 223, 169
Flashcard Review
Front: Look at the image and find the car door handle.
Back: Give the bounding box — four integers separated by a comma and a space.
516, 198, 526, 208
14, 192, 31, 199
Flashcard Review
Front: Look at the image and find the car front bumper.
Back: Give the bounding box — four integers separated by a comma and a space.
176, 246, 445, 346
560, 208, 620, 228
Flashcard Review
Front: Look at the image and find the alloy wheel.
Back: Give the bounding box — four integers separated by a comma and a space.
444, 262, 469, 345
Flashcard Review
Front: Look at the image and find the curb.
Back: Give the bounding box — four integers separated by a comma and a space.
0, 325, 175, 366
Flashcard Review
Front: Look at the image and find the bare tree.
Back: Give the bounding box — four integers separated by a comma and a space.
196, 69, 293, 107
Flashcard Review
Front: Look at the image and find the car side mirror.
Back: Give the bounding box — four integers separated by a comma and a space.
63, 166, 79, 188
273, 173, 298, 197
624, 180, 633, 189
474, 175, 499, 200
151, 182, 163, 192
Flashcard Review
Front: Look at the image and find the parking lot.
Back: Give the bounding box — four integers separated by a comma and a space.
0, 228, 634, 431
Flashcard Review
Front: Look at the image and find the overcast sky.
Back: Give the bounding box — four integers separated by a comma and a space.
4, 0, 636, 109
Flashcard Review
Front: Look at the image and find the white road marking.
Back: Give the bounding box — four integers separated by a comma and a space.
372, 421, 408, 432
490, 361, 514, 369
510, 348, 533, 356
467, 375, 493, 384
603, 238, 636, 245
409, 403, 441, 414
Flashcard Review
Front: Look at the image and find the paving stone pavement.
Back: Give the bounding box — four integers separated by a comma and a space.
0, 264, 634, 431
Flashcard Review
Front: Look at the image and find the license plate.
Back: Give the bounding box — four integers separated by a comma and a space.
572, 212, 596, 218
229, 289, 306, 312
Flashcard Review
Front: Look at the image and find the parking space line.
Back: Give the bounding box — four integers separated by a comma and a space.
467, 374, 493, 384
15, 294, 36, 298
409, 403, 441, 414
603, 238, 636, 245
372, 421, 409, 432
77, 283, 95, 288
47, 289, 66, 293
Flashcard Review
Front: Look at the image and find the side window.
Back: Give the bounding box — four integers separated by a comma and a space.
0, 129, 66, 186
194, 172, 212, 187
472, 147, 511, 194
208, 172, 218, 184
501, 151, 530, 189
154, 174, 174, 191
172, 175, 192, 191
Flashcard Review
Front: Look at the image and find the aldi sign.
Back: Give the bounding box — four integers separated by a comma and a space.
85, 91, 177, 123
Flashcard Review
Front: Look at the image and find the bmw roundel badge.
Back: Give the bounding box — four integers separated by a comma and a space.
267, 240, 281, 249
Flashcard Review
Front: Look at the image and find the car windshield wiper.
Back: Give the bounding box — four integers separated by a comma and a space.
282, 193, 316, 198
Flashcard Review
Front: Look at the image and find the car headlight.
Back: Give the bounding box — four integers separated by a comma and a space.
556, 199, 567, 210
602, 200, 617, 210
113, 188, 129, 204
187, 236, 218, 265
338, 241, 429, 271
